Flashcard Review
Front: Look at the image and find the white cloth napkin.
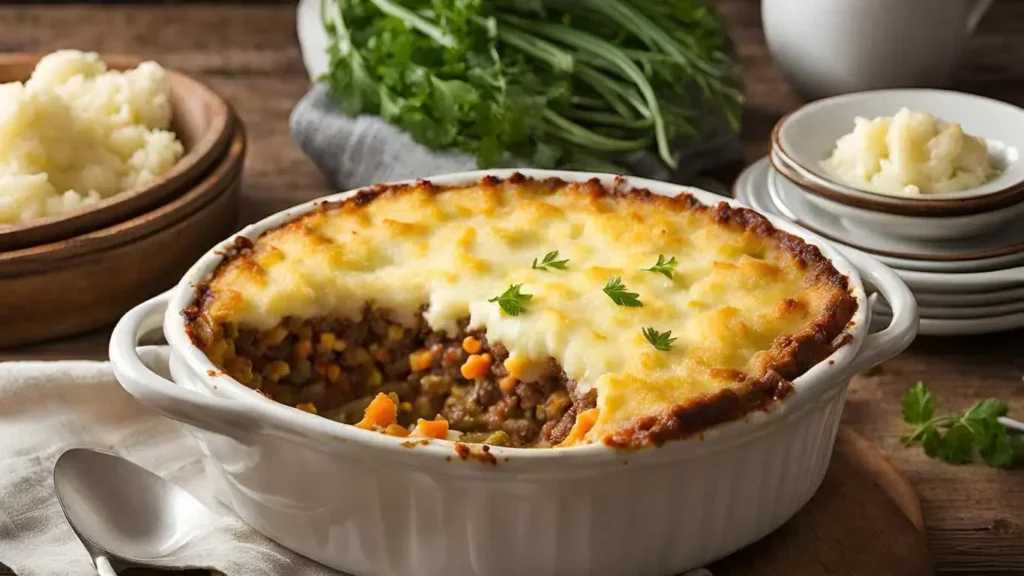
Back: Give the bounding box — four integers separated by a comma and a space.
0, 349, 715, 576
0, 347, 338, 576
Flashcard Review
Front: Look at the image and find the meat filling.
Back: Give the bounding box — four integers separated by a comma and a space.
208, 308, 594, 447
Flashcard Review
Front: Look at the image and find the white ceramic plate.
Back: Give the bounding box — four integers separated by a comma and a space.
734, 157, 1024, 295
768, 164, 1024, 263
736, 158, 1024, 335
875, 298, 1024, 319
867, 249, 1024, 274
915, 286, 1024, 307
871, 308, 1024, 336
775, 89, 1024, 201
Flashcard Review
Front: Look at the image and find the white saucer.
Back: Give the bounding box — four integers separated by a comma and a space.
915, 285, 1024, 307
734, 157, 1024, 335
871, 309, 1024, 336
736, 157, 1024, 293
876, 298, 1024, 319
768, 167, 1024, 264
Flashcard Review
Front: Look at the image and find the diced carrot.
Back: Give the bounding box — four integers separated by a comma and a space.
318, 332, 337, 351
325, 364, 342, 383
296, 402, 317, 415
408, 348, 435, 372
460, 353, 492, 380
356, 392, 398, 430
412, 417, 449, 439
262, 360, 290, 382
499, 375, 518, 394
560, 408, 600, 446
294, 339, 313, 359
462, 335, 482, 354
576, 408, 599, 434
385, 423, 410, 437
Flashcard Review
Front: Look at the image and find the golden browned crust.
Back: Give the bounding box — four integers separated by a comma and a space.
185, 173, 858, 449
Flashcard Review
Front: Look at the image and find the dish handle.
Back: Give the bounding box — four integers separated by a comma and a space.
109, 291, 263, 442
839, 249, 919, 380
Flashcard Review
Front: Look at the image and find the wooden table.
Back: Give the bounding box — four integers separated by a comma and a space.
1, 3, 1021, 575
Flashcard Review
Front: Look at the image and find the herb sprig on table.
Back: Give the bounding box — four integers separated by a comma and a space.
901, 382, 1024, 469
320, 0, 742, 172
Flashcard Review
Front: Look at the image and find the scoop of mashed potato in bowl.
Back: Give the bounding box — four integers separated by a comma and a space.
822, 107, 1001, 196
0, 50, 184, 225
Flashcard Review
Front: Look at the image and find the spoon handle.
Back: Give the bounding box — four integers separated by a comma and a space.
94, 555, 118, 576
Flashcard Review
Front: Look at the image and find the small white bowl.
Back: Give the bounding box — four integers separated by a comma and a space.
770, 151, 1024, 241
773, 89, 1024, 216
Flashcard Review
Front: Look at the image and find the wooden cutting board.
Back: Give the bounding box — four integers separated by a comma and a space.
3, 427, 930, 576
709, 426, 932, 575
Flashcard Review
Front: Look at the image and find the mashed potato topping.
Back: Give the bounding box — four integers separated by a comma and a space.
190, 177, 857, 447
822, 108, 1000, 196
0, 50, 184, 225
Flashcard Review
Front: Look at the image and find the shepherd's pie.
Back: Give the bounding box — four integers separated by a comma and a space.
185, 174, 857, 448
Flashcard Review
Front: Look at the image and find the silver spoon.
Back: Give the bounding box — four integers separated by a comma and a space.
53, 448, 217, 575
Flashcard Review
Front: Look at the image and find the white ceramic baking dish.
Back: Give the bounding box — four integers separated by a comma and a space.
109, 169, 919, 576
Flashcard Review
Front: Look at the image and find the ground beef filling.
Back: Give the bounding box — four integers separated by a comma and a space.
212, 308, 595, 447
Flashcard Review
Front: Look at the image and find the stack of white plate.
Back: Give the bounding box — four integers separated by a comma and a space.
735, 90, 1024, 336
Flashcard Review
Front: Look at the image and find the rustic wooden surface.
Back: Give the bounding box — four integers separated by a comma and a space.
712, 427, 931, 576
0, 2, 1021, 575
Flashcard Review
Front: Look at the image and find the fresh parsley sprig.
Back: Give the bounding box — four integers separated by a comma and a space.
643, 254, 678, 279
532, 250, 569, 271
603, 277, 643, 307
489, 284, 533, 317
901, 381, 1023, 468
642, 327, 676, 351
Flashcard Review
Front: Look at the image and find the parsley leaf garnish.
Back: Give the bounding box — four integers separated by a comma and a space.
642, 327, 676, 351
900, 381, 1023, 468
901, 381, 934, 424
643, 254, 678, 279
488, 284, 533, 316
532, 250, 569, 271
603, 277, 643, 307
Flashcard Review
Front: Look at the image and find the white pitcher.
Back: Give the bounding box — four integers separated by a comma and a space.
762, 0, 993, 100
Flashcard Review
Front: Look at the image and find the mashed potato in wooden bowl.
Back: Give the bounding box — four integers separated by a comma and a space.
822, 107, 1001, 196
0, 50, 184, 225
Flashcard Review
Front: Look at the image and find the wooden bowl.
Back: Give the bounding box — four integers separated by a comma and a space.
0, 120, 245, 348
0, 53, 232, 252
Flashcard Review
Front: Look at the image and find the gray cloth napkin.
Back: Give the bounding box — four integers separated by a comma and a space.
0, 347, 338, 576
290, 84, 740, 193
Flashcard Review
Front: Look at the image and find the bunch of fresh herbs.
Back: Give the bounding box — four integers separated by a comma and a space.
901, 381, 1023, 469
320, 0, 742, 172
